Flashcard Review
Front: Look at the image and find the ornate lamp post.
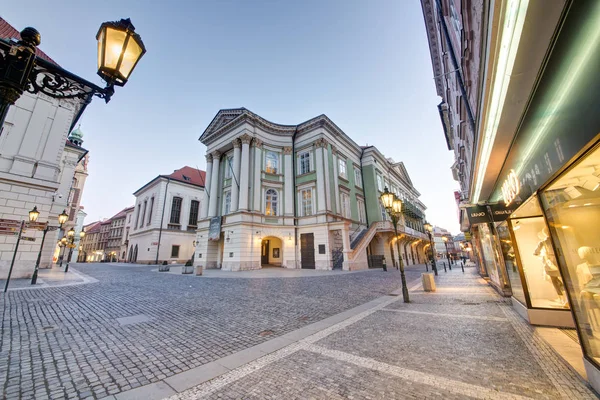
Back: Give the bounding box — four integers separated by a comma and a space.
380, 187, 409, 303
442, 236, 452, 270
0, 18, 146, 127
31, 209, 69, 285
423, 222, 438, 276
3, 206, 41, 292
64, 228, 76, 273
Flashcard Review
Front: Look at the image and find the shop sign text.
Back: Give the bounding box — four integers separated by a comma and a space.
501, 170, 520, 206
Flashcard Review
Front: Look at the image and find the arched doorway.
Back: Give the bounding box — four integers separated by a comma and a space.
261, 236, 283, 267
133, 245, 138, 263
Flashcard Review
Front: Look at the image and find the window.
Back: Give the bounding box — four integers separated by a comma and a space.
134, 204, 141, 229
380, 202, 388, 221
189, 200, 199, 226
224, 156, 233, 179
147, 197, 154, 226
300, 188, 312, 216
299, 151, 311, 175
170, 197, 182, 224
223, 192, 231, 215
265, 151, 279, 174
338, 158, 347, 179
171, 245, 180, 258
141, 200, 147, 227
358, 199, 366, 223
265, 189, 278, 216
340, 192, 351, 219
376, 175, 383, 192
354, 168, 362, 187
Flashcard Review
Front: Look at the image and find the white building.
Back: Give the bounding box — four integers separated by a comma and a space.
0, 18, 94, 279
128, 166, 205, 264
120, 206, 135, 261
194, 108, 429, 272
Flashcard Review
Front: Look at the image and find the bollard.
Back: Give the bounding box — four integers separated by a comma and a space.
425, 262, 429, 272
449, 259, 452, 270
461, 261, 465, 273
443, 262, 447, 272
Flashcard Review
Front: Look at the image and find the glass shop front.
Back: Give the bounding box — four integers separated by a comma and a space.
482, 0, 600, 385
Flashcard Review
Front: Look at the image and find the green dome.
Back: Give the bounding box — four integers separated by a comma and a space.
69, 125, 84, 144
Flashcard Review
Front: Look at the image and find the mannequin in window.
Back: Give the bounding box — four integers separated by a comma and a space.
533, 227, 567, 306
577, 246, 600, 335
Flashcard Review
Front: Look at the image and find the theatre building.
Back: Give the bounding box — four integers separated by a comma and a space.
194, 108, 429, 273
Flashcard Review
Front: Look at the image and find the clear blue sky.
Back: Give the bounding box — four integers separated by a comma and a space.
3, 0, 460, 233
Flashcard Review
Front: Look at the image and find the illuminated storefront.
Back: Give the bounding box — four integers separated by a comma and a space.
468, 0, 600, 390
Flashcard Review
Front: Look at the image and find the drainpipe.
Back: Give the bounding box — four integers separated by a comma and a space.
155, 178, 170, 264
359, 147, 369, 226
292, 127, 299, 265
434, 0, 476, 137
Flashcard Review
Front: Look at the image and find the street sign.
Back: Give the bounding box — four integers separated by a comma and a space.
25, 222, 47, 230
0, 218, 20, 224
20, 236, 36, 242
0, 231, 18, 236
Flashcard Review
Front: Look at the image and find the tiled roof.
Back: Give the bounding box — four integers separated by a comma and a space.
164, 166, 206, 187
0, 17, 58, 65
84, 221, 102, 234
110, 206, 132, 220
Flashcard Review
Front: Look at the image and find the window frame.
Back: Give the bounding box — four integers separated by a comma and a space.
265, 151, 279, 174
147, 197, 154, 226
354, 167, 362, 187
340, 191, 351, 219
338, 158, 347, 179
298, 151, 312, 175
299, 187, 313, 216
171, 245, 180, 258
265, 188, 278, 216
188, 200, 200, 226
170, 197, 183, 224
223, 192, 231, 215
224, 156, 233, 179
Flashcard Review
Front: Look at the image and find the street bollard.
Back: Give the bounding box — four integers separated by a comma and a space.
461, 261, 465, 273
449, 259, 452, 270
443, 262, 447, 272
425, 262, 429, 272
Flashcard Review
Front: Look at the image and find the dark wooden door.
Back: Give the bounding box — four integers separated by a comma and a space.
300, 233, 315, 269
261, 239, 270, 265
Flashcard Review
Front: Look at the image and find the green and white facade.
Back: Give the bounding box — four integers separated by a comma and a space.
195, 108, 428, 271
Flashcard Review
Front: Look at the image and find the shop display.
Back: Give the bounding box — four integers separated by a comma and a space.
541, 144, 600, 362
533, 227, 567, 306
497, 223, 526, 304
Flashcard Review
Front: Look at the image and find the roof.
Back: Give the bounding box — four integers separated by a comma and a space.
0, 17, 58, 65
133, 166, 206, 195
164, 166, 206, 187
110, 206, 134, 220
84, 221, 102, 234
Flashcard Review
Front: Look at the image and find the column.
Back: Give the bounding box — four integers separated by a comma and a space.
284, 146, 293, 216
252, 139, 263, 212
238, 134, 252, 211
208, 151, 221, 217
323, 144, 331, 211
331, 146, 341, 214
315, 138, 327, 213
230, 139, 242, 212
200, 154, 213, 218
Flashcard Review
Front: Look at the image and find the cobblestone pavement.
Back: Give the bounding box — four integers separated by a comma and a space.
170, 267, 598, 400
1, 266, 95, 290
0, 262, 425, 399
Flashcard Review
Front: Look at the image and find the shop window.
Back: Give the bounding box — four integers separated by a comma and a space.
477, 223, 507, 291
540, 144, 600, 365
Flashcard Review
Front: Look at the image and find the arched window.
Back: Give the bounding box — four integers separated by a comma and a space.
265, 189, 278, 216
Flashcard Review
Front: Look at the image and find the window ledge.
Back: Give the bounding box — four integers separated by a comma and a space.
338, 176, 349, 183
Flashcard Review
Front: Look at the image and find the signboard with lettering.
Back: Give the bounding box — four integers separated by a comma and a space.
465, 205, 491, 225
208, 217, 222, 241
20, 237, 36, 242
489, 202, 520, 222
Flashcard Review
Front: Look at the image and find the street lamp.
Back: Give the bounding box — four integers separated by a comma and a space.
423, 222, 438, 276
0, 18, 146, 127
64, 228, 76, 273
31, 209, 68, 285
442, 236, 452, 270
380, 187, 409, 303
3, 206, 41, 292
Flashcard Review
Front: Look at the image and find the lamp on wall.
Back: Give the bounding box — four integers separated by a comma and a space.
256, 231, 262, 240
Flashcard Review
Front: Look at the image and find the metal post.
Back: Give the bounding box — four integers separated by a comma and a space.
59, 245, 65, 267
428, 231, 438, 276
394, 219, 409, 303
4, 221, 24, 293
65, 246, 73, 273
443, 261, 447, 273
445, 242, 451, 270
31, 226, 48, 285
461, 261, 465, 273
